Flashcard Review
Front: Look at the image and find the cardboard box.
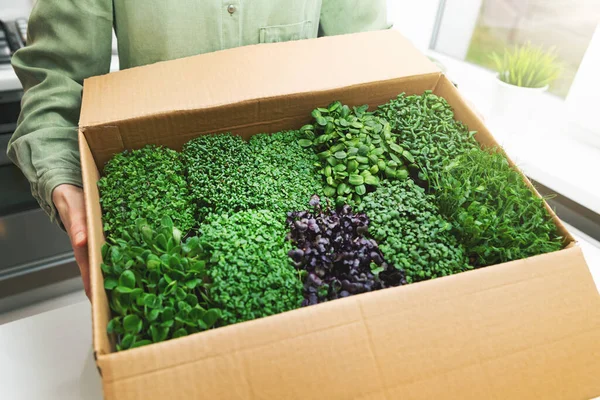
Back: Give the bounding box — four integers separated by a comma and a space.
79, 30, 600, 399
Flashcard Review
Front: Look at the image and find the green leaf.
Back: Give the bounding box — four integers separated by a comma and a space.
348, 174, 364, 186
190, 260, 206, 274
316, 116, 327, 126
364, 175, 380, 186
146, 254, 161, 270
402, 150, 415, 163
347, 160, 359, 173
101, 263, 112, 275
162, 307, 175, 321
118, 270, 136, 289
104, 278, 118, 290
298, 139, 313, 148
334, 151, 347, 160
355, 184, 367, 195
143, 293, 159, 308
147, 309, 160, 322
115, 286, 134, 294
161, 216, 174, 230
156, 234, 168, 251
130, 340, 152, 349
323, 186, 336, 197
107, 318, 121, 334
300, 124, 314, 134
150, 325, 169, 343
389, 143, 404, 154
123, 314, 143, 334
202, 309, 220, 328
119, 334, 135, 350
396, 169, 409, 180
173, 328, 188, 339
110, 247, 122, 264
185, 279, 201, 290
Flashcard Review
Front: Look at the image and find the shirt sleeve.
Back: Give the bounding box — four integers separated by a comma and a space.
8, 0, 113, 224
319, 0, 391, 37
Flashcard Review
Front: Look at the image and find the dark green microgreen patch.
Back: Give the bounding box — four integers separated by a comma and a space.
377, 91, 478, 184
357, 179, 470, 284
198, 210, 303, 326
430, 148, 563, 266
183, 131, 323, 220
98, 145, 195, 241
102, 217, 220, 351
287, 196, 406, 306
300, 101, 413, 206
248, 131, 324, 214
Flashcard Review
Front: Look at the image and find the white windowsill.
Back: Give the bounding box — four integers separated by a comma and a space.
427, 50, 600, 215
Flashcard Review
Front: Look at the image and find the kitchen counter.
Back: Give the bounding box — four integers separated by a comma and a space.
0, 234, 598, 400
0, 302, 102, 400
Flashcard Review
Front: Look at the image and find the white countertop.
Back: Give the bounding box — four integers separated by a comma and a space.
0, 302, 102, 399
0, 224, 598, 400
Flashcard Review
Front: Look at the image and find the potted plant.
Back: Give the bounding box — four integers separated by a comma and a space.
489, 43, 562, 133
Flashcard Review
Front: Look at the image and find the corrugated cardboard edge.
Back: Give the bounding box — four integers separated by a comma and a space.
80, 129, 113, 358
79, 30, 440, 128
84, 73, 441, 169
96, 246, 600, 400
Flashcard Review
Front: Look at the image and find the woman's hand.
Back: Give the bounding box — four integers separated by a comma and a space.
52, 184, 90, 299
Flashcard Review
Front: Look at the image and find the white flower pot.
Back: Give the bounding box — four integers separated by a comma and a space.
490, 76, 548, 136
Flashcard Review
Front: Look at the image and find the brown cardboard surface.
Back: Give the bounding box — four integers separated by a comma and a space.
79, 29, 439, 168
83, 74, 440, 169
79, 30, 600, 399
95, 247, 600, 400
80, 30, 437, 128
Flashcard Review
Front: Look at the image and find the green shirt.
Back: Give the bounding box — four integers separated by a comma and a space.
9, 0, 389, 223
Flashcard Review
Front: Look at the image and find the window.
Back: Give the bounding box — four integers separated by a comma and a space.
387, 0, 600, 243
432, 0, 600, 99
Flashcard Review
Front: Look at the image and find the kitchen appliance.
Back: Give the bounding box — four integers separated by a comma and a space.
0, 54, 80, 314
0, 18, 27, 64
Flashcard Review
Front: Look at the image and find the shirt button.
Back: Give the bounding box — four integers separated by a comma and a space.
227, 4, 236, 14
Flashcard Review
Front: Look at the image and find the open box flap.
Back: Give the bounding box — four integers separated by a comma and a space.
96, 246, 600, 399
80, 30, 439, 128
79, 30, 441, 167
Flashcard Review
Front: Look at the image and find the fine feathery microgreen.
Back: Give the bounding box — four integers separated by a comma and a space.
357, 179, 470, 283
300, 101, 414, 206
430, 148, 563, 266
102, 217, 220, 351
287, 195, 406, 306
183, 131, 323, 220
98, 145, 195, 241
198, 210, 303, 325
182, 133, 253, 218
377, 91, 478, 184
